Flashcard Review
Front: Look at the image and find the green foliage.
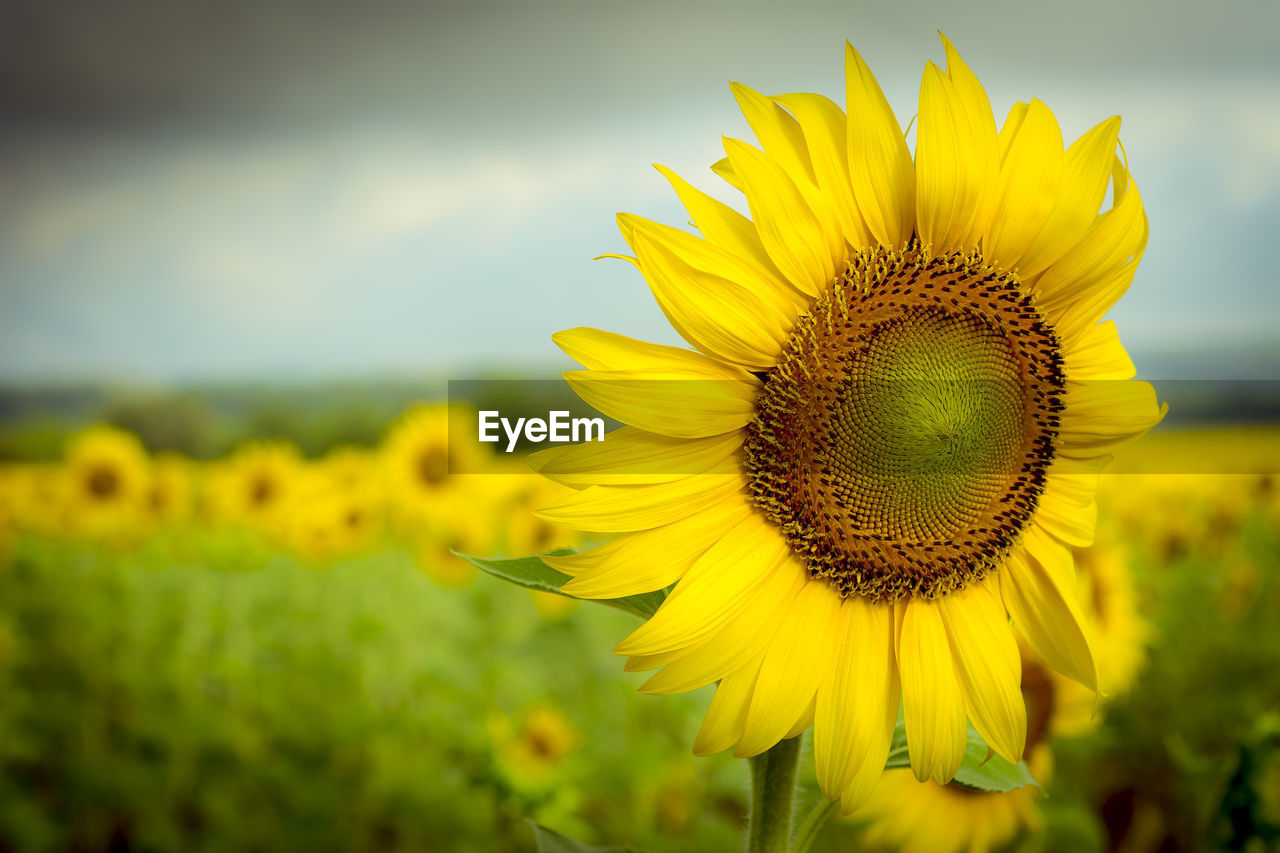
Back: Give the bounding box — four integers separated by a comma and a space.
0, 538, 746, 852
1, 476, 1277, 851
1041, 510, 1280, 851
530, 822, 638, 852
883, 714, 1039, 793
460, 551, 667, 620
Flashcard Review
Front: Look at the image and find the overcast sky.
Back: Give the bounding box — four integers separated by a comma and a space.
2, 0, 1278, 382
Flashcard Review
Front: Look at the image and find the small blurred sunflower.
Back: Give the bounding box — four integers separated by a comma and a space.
536, 35, 1163, 809
488, 703, 580, 793
503, 475, 581, 557
64, 425, 151, 536
382, 404, 486, 526
850, 746, 1052, 853
281, 462, 385, 564
410, 484, 501, 586
0, 464, 71, 537
210, 441, 303, 535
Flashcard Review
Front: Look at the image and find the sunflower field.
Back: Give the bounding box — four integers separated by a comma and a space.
0, 400, 1276, 851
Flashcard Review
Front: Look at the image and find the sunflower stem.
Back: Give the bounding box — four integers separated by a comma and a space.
745, 735, 802, 853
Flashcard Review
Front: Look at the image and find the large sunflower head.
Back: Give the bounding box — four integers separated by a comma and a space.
535, 35, 1165, 809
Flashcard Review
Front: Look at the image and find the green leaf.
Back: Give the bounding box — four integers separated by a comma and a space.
455, 550, 667, 620
883, 711, 1039, 793
530, 822, 639, 852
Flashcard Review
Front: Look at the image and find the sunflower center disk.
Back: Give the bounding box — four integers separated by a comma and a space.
744, 246, 1065, 602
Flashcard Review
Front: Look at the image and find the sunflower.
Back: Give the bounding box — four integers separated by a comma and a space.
848, 745, 1051, 853
0, 464, 71, 538
280, 471, 384, 565
533, 35, 1163, 809
410, 486, 498, 587
382, 404, 486, 526
209, 441, 302, 534
488, 703, 580, 793
503, 474, 582, 557
64, 425, 152, 537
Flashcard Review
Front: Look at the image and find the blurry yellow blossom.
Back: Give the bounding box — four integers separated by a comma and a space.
488, 703, 579, 793
64, 425, 151, 539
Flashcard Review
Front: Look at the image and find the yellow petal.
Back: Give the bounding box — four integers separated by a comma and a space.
897, 596, 968, 783
1016, 116, 1121, 279
710, 155, 744, 193
772, 91, 874, 249
914, 37, 997, 253
528, 425, 741, 487
845, 42, 915, 249
614, 512, 790, 655
536, 475, 741, 533
1034, 487, 1097, 548
639, 556, 807, 694
1063, 321, 1136, 381
618, 212, 800, 311
814, 595, 899, 805
1022, 522, 1076, 591
622, 650, 684, 673
730, 84, 846, 269
563, 368, 757, 439
784, 698, 817, 740
653, 164, 786, 282
693, 653, 762, 756
731, 82, 817, 186
629, 229, 796, 369
1036, 157, 1147, 322
1057, 379, 1165, 458
939, 580, 1026, 764
1000, 547, 1097, 690
985, 99, 1064, 272
553, 327, 751, 376
722, 137, 835, 296
550, 495, 753, 597
1042, 457, 1103, 508
735, 579, 842, 756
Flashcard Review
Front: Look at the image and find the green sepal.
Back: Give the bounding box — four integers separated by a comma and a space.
883, 712, 1040, 793
456, 549, 667, 620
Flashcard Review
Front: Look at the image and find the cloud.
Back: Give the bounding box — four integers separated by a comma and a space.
330, 151, 615, 250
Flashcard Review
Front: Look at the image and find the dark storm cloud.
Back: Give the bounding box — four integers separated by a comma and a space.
0, 0, 1277, 380
3, 0, 1277, 126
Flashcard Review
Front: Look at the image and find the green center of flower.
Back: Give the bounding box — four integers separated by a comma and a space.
743, 245, 1065, 602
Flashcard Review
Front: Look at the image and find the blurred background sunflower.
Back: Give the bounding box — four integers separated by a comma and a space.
0, 1, 1277, 851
